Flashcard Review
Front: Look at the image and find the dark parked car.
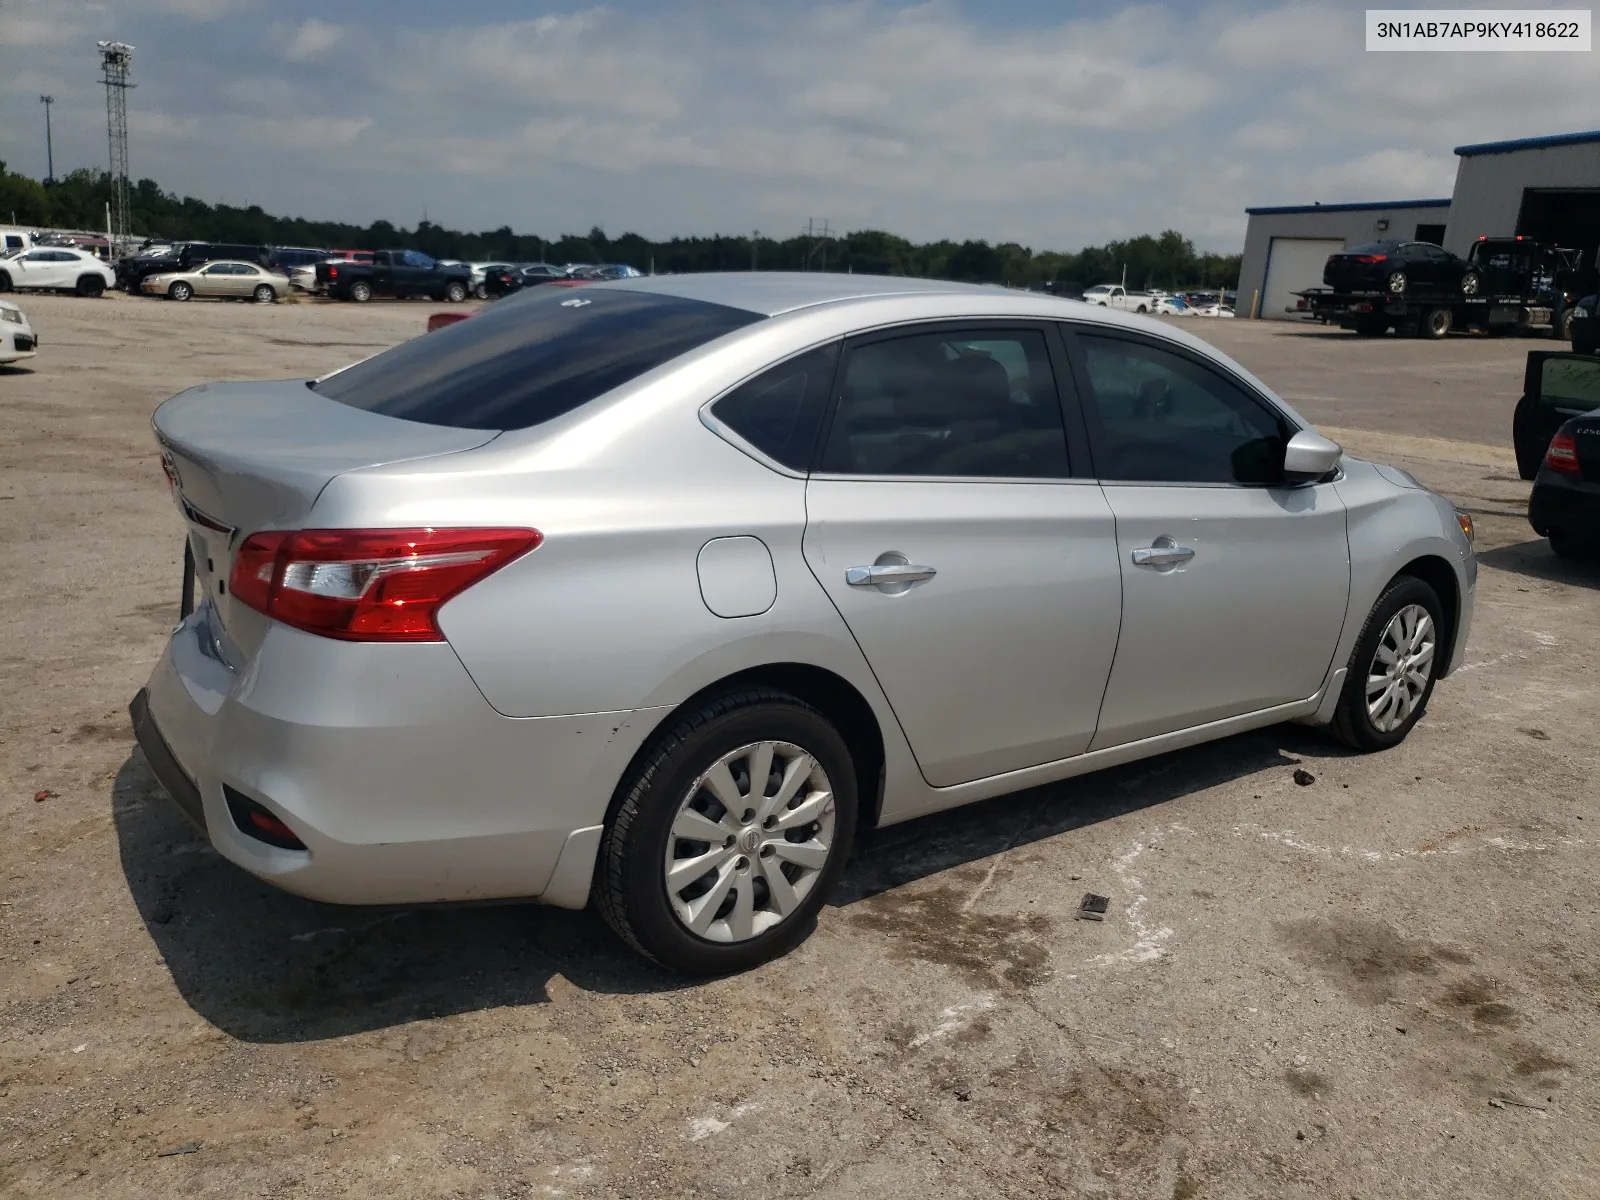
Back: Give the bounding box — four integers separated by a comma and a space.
1322, 241, 1473, 299
267, 247, 331, 272
316, 250, 471, 303
1572, 292, 1598, 355
117, 242, 268, 293
483, 262, 571, 298
1513, 351, 1600, 559
569, 263, 645, 281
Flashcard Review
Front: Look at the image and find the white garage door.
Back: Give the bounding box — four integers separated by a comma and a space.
1261, 238, 1345, 320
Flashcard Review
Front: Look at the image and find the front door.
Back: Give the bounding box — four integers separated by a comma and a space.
194, 264, 231, 297
803, 324, 1123, 787
1070, 329, 1350, 749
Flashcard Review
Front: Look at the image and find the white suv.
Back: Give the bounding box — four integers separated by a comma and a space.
0, 247, 116, 297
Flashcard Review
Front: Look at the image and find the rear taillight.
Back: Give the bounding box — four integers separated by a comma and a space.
1353, 254, 1388, 264
1544, 432, 1580, 475
229, 528, 541, 641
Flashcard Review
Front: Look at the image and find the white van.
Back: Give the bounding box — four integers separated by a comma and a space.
0, 229, 37, 258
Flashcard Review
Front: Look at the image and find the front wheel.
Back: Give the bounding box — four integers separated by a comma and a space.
443, 281, 468, 304
168, 281, 193, 301
596, 690, 858, 974
0, 271, 11, 292
253, 284, 276, 303
77, 275, 105, 298
1330, 576, 1444, 752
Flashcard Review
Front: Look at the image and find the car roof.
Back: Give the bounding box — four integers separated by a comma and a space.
600, 271, 1020, 316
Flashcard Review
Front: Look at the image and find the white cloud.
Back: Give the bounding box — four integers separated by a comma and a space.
286, 18, 342, 61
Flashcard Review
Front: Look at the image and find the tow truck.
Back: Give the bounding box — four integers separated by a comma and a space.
1294, 236, 1585, 338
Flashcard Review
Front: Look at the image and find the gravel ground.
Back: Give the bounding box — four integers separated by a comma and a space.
1, 293, 1596, 1199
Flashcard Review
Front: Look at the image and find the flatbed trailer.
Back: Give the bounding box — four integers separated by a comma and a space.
1293, 237, 1584, 339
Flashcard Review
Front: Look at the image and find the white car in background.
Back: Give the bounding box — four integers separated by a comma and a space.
0, 299, 38, 364
0, 247, 116, 297
1081, 283, 1156, 313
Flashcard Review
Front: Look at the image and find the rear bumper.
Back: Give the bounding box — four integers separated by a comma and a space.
1529, 474, 1600, 539
134, 605, 662, 907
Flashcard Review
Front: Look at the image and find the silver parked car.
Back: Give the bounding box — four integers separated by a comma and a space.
141, 260, 288, 302
132, 274, 1475, 973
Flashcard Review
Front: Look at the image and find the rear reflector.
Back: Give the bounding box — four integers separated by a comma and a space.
229, 527, 541, 641
1545, 432, 1580, 475
224, 785, 308, 851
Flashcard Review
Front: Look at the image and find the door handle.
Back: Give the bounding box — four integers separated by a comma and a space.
846, 563, 937, 587
1131, 545, 1195, 567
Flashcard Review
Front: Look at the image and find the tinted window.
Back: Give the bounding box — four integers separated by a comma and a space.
314, 287, 764, 431
1540, 357, 1600, 415
402, 250, 436, 269
711, 343, 838, 471
1347, 242, 1397, 256
818, 328, 1069, 478
1078, 334, 1287, 484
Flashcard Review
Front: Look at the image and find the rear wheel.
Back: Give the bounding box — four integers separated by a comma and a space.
168, 281, 193, 301
348, 281, 372, 303
1552, 306, 1574, 341
597, 690, 857, 974
252, 284, 276, 303
1549, 533, 1600, 561
1418, 307, 1452, 339
1386, 270, 1407, 295
1330, 576, 1444, 752
1460, 270, 1480, 297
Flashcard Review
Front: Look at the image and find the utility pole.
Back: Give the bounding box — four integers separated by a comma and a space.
97, 41, 136, 252
802, 218, 832, 271
39, 96, 55, 185
751, 230, 759, 271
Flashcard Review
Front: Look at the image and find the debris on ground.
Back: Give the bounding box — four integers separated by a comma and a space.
1489, 1097, 1548, 1112
156, 1141, 201, 1157
33, 790, 56, 802
1293, 769, 1316, 786
1520, 728, 1551, 741
1075, 893, 1110, 921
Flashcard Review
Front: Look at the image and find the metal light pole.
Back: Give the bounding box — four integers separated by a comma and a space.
39, 95, 55, 184
97, 41, 136, 252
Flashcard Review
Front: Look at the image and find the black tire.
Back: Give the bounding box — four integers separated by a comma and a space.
472, 283, 488, 301
168, 281, 192, 301
75, 274, 105, 298
252, 284, 276, 303
1386, 270, 1407, 295
0, 271, 11, 292
596, 689, 858, 974
1549, 533, 1600, 561
443, 281, 468, 304
348, 281, 372, 303
1551, 307, 1574, 341
1418, 307, 1451, 339
1330, 576, 1445, 752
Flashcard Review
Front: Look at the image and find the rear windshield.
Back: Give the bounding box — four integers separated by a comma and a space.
1345, 243, 1396, 256
313, 287, 765, 430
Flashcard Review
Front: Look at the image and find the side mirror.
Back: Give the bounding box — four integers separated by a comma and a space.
1284, 429, 1342, 483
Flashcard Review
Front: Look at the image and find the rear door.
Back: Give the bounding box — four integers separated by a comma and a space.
1068, 327, 1350, 748
1516, 353, 1600, 477
802, 323, 1124, 787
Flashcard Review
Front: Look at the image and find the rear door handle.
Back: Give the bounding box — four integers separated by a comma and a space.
1131, 545, 1195, 567
846, 563, 937, 587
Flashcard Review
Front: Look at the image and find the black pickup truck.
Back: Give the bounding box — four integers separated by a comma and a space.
317, 250, 471, 303
1297, 236, 1584, 339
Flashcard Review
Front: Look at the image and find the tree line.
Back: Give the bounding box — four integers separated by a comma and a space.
0, 163, 1241, 291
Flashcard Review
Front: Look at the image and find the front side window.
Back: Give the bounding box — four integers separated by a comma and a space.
314, 286, 764, 431
818, 328, 1069, 478
1078, 333, 1287, 485
402, 250, 436, 269
710, 343, 839, 471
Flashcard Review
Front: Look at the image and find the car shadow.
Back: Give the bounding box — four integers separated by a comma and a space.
1477, 537, 1600, 588
0, 364, 36, 375
113, 725, 1325, 1044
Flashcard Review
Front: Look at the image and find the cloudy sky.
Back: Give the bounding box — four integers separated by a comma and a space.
2, 0, 1597, 251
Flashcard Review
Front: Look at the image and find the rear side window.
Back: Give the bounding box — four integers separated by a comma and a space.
710, 344, 838, 471
1540, 356, 1600, 415
818, 328, 1070, 478
314, 287, 764, 431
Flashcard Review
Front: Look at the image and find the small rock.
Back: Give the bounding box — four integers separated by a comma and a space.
1292, 1055, 1307, 1067
34, 790, 57, 803
156, 1140, 201, 1157
1295, 1130, 1306, 1141
1293, 769, 1315, 787
1395, 1026, 1407, 1035
689, 1057, 700, 1068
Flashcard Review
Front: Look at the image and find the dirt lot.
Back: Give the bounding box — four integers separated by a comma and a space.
2, 293, 1596, 1199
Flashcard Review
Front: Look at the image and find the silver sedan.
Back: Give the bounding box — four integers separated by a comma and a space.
141, 260, 289, 302
132, 274, 1475, 973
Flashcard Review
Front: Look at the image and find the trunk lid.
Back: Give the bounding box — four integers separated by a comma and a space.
152, 379, 497, 643
1322, 254, 1384, 293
